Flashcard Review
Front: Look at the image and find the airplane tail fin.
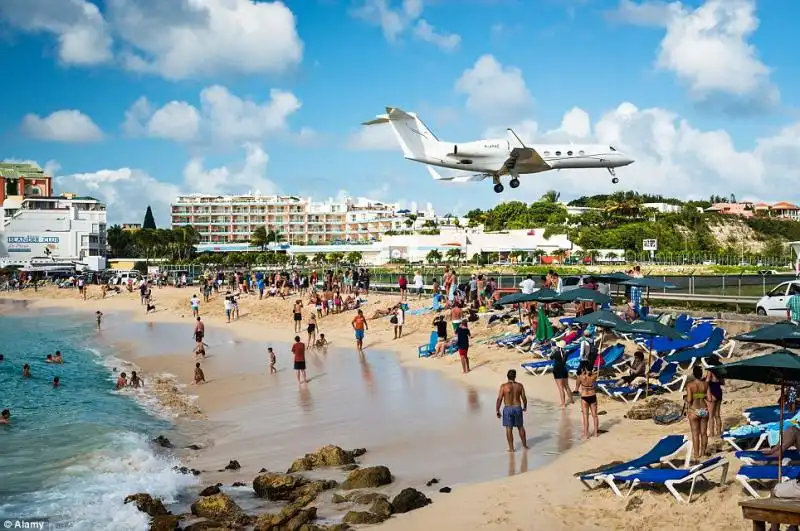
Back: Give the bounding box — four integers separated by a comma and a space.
362, 107, 440, 160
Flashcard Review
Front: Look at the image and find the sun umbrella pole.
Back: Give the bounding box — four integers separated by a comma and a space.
779, 383, 785, 482
595, 330, 605, 374
645, 339, 653, 399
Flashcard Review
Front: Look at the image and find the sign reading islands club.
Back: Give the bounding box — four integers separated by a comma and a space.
6, 234, 61, 253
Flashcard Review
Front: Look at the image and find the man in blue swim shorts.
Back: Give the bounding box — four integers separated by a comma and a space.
352, 309, 368, 353
496, 369, 528, 452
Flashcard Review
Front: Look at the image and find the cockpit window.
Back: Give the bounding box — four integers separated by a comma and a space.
609, 146, 617, 152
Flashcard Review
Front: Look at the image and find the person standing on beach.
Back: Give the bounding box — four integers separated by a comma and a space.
96, 311, 103, 331
293, 300, 303, 333
413, 270, 424, 299
496, 369, 528, 452
352, 310, 368, 352
194, 317, 205, 345
456, 320, 471, 373
268, 347, 277, 374
292, 336, 307, 384
307, 312, 318, 345
190, 294, 200, 318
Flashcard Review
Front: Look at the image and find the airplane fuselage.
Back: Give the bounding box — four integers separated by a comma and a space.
408, 139, 633, 175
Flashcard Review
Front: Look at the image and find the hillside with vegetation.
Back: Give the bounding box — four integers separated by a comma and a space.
464, 190, 799, 262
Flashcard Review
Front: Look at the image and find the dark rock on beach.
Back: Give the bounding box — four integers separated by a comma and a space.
186, 444, 203, 450
199, 484, 222, 497
224, 459, 241, 471
340, 466, 392, 490
342, 511, 388, 525
253, 502, 318, 531
231, 481, 248, 487
152, 435, 173, 448
287, 445, 365, 473
425, 478, 439, 487
259, 467, 268, 473
182, 521, 231, 531
439, 486, 452, 493
148, 515, 182, 531
190, 493, 249, 526
340, 464, 359, 471
391, 488, 431, 514
253, 472, 308, 500
370, 498, 393, 519
124, 493, 168, 517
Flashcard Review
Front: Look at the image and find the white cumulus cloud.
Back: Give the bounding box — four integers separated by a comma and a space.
21, 110, 104, 142
55, 143, 278, 224
611, 0, 778, 108
455, 55, 533, 121
346, 124, 400, 151
0, 0, 303, 80
352, 0, 461, 51
122, 86, 301, 144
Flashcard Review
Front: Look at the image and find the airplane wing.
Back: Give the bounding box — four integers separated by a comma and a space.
498, 128, 550, 174
426, 166, 490, 182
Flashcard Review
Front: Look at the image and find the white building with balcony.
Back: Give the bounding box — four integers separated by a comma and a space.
171, 193, 428, 245
0, 194, 107, 269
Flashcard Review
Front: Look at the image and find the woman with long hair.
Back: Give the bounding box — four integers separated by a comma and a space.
685, 365, 710, 461
576, 362, 599, 439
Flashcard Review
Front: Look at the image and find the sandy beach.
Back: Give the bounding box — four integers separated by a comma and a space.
0, 283, 778, 531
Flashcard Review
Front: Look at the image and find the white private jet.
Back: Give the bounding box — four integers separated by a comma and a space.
362, 107, 635, 193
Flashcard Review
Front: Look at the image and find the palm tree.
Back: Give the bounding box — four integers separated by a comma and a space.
586, 249, 600, 265
313, 253, 326, 265
346, 251, 363, 265
532, 249, 546, 264
552, 249, 567, 264
327, 252, 345, 264
404, 214, 418, 230
540, 190, 561, 203
295, 254, 308, 266
426, 249, 442, 264
251, 226, 268, 251
445, 248, 464, 264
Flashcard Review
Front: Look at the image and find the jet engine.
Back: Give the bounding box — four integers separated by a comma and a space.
448, 140, 507, 158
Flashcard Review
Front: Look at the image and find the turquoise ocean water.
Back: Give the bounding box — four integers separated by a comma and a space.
0, 308, 198, 530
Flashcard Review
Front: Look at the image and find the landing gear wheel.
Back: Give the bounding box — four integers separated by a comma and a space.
509, 178, 520, 188
612, 177, 619, 184
493, 183, 504, 193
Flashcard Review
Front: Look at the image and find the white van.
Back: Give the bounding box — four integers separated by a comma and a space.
109, 270, 141, 285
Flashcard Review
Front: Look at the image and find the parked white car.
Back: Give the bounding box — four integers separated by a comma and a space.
756, 280, 800, 316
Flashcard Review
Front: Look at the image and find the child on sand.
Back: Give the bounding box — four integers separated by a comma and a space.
315, 334, 329, 350
194, 362, 206, 385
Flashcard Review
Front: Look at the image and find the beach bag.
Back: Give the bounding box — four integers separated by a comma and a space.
390, 315, 398, 324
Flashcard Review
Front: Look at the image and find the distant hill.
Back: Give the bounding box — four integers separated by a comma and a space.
464, 190, 799, 259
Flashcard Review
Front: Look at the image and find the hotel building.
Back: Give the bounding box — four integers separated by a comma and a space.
170, 194, 436, 245
0, 162, 107, 269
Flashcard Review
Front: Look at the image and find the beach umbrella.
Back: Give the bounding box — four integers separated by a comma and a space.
528, 288, 560, 302
591, 272, 634, 284
535, 305, 555, 342
572, 310, 630, 372
496, 292, 538, 306
556, 288, 612, 305
619, 320, 688, 397
732, 321, 800, 349
710, 350, 800, 479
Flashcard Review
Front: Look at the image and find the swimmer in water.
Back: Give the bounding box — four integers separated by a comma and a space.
53, 376, 60, 388
0, 409, 10, 425
46, 354, 55, 363
194, 362, 206, 385
22, 364, 31, 378
116, 372, 128, 389
53, 351, 64, 363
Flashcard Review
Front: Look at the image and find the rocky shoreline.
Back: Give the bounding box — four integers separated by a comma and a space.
128, 445, 441, 530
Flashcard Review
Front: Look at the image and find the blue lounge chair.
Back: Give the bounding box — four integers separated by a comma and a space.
579, 434, 691, 489
600, 362, 685, 401
745, 405, 787, 425
566, 344, 626, 373
666, 328, 736, 369
735, 465, 800, 498
417, 332, 438, 357
735, 450, 800, 466
596, 456, 729, 503
522, 348, 580, 376
639, 322, 713, 354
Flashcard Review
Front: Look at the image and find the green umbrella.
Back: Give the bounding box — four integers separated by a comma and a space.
496, 292, 538, 306
590, 272, 633, 283
529, 288, 560, 302
572, 310, 629, 330
619, 320, 688, 397
710, 349, 800, 479
732, 322, 800, 349
556, 288, 612, 305
535, 305, 555, 342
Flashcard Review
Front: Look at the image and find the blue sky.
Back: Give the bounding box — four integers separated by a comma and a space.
1, 0, 798, 224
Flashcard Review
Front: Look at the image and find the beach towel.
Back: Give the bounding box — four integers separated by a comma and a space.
536, 306, 554, 342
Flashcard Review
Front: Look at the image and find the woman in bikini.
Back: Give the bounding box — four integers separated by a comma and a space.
576, 362, 599, 439
685, 365, 710, 462
704, 356, 725, 437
